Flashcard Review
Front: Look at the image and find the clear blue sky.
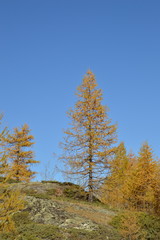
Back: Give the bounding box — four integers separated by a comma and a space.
1, 0, 160, 181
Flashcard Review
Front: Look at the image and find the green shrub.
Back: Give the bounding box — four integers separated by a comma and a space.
46, 188, 56, 195
111, 211, 160, 240
61, 182, 80, 187
138, 212, 160, 239
22, 189, 37, 196
64, 186, 88, 200
41, 180, 60, 184
13, 211, 32, 227
68, 226, 120, 240
23, 189, 51, 200
17, 224, 63, 240
33, 193, 51, 200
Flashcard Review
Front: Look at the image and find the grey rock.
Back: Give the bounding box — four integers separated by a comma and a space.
25, 196, 98, 231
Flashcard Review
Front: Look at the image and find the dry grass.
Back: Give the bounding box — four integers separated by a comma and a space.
64, 204, 112, 226
50, 195, 114, 226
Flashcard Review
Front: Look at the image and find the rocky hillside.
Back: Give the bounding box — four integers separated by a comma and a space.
0, 181, 121, 240
1, 181, 160, 240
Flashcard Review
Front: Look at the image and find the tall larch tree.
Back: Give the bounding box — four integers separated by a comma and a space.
4, 124, 39, 182
60, 70, 117, 201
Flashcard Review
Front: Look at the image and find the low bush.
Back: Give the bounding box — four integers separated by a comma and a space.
13, 211, 32, 226
111, 210, 160, 240
46, 188, 56, 195
64, 186, 88, 200
41, 180, 60, 184
138, 212, 160, 239
68, 226, 121, 240
23, 189, 51, 200
17, 224, 63, 240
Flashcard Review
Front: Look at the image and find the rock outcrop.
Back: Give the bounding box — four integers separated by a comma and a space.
25, 196, 98, 231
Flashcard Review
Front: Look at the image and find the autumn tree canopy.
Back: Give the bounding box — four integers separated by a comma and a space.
60, 70, 117, 201
129, 142, 158, 211
101, 141, 160, 215
4, 124, 39, 182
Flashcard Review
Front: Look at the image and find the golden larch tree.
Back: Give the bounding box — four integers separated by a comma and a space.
0, 116, 24, 233
102, 142, 160, 213
129, 142, 158, 211
60, 70, 117, 201
4, 124, 39, 182
101, 142, 130, 207
0, 187, 24, 233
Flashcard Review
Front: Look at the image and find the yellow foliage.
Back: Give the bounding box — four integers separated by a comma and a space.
60, 71, 117, 201
126, 143, 158, 211
4, 124, 39, 182
102, 142, 160, 214
0, 186, 24, 233
118, 211, 146, 240
101, 142, 131, 208
0, 116, 25, 233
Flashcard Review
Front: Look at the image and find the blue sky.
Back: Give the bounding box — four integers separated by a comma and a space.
0, 0, 160, 181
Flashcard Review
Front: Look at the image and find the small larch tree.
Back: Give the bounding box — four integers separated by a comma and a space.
60, 70, 117, 201
119, 142, 159, 212
0, 115, 24, 233
0, 187, 24, 233
130, 142, 158, 211
101, 142, 130, 207
4, 124, 39, 182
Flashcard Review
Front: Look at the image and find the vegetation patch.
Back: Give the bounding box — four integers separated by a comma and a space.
63, 186, 88, 200
22, 189, 51, 200
65, 205, 112, 226
111, 210, 160, 240
0, 223, 121, 240
0, 209, 120, 240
